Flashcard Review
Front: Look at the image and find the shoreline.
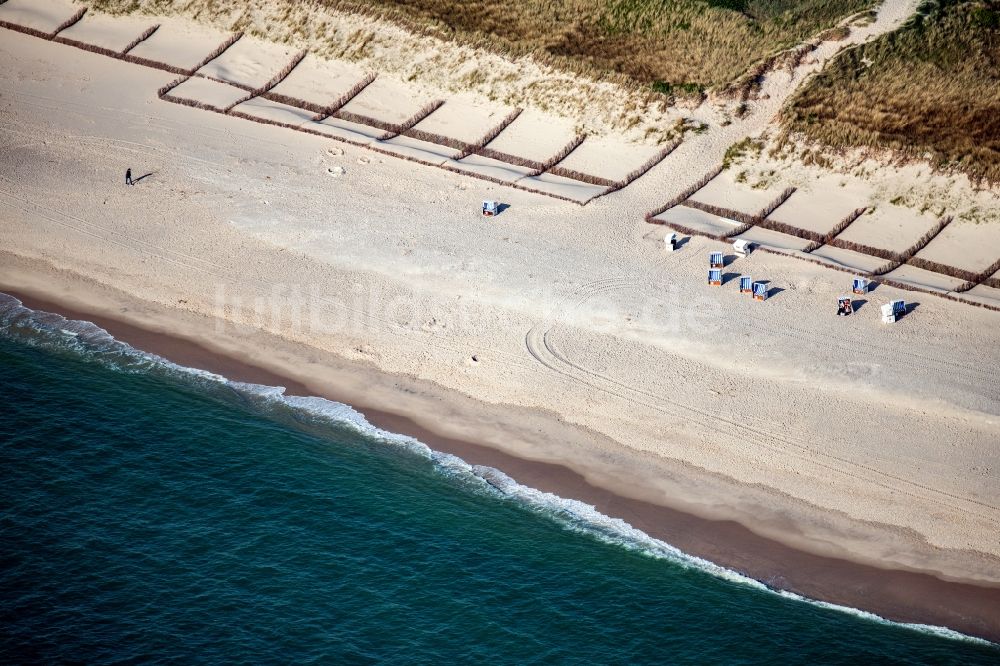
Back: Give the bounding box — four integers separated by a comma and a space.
2, 18, 999, 647
5, 283, 1000, 643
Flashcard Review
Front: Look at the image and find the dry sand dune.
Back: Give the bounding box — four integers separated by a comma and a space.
124, 17, 230, 72
230, 96, 316, 127
480, 110, 580, 165
885, 264, 967, 293
0, 0, 80, 35
338, 78, 433, 128
734, 226, 815, 253
266, 55, 367, 110
654, 206, 743, 238
166, 76, 246, 111
195, 35, 298, 90
810, 245, 890, 273
770, 184, 872, 236
310, 115, 386, 145
407, 96, 514, 145
441, 154, 536, 185
690, 171, 787, 216
917, 223, 1000, 275
835, 205, 939, 254
55, 10, 155, 53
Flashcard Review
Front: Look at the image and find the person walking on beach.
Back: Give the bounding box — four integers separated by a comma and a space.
125, 168, 133, 187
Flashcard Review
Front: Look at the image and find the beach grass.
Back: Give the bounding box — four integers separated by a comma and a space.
326, 0, 874, 92
86, 0, 874, 95
780, 0, 1000, 184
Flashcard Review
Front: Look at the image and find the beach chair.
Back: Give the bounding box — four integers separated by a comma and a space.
739, 276, 752, 294
837, 296, 853, 316
881, 300, 905, 323
482, 200, 498, 217
733, 240, 753, 257
852, 277, 869, 295
752, 282, 768, 301
709, 251, 724, 268
664, 232, 677, 252
708, 269, 722, 286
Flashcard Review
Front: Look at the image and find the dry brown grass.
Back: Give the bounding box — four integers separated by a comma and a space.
87, 0, 872, 94
121, 24, 159, 54
0, 6, 87, 39
781, 0, 1000, 184
68, 2, 682, 137
322, 0, 873, 92
54, 7, 88, 36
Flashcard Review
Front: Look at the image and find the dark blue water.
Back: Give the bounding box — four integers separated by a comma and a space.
1, 295, 997, 664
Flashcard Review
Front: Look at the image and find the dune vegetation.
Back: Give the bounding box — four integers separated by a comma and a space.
319, 0, 875, 92
89, 0, 873, 95
781, 0, 1000, 184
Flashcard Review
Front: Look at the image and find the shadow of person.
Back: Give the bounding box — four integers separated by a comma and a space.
133, 172, 156, 184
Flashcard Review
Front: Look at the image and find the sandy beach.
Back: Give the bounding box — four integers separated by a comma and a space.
2, 4, 1000, 642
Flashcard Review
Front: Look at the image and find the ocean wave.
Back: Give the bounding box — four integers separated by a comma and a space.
0, 291, 993, 647
773, 589, 994, 645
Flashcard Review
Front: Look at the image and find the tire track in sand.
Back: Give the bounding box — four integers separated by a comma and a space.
524, 278, 1000, 523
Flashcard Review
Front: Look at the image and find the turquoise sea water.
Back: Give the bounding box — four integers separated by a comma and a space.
1, 294, 997, 664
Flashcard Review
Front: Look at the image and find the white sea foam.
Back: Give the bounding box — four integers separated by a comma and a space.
467, 464, 770, 589
0, 291, 994, 647
228, 383, 434, 459
774, 589, 994, 646
465, 468, 993, 646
